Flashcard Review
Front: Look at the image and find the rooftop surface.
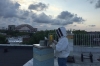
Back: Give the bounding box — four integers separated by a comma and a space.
23, 46, 100, 66
23, 52, 100, 66
0, 46, 33, 66
0, 45, 100, 66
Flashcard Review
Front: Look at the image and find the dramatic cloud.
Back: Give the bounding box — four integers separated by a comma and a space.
32, 11, 85, 25
17, 10, 30, 19
0, 0, 31, 19
73, 25, 77, 26
89, 25, 96, 27
0, 0, 85, 30
57, 11, 73, 19
57, 11, 84, 22
0, 0, 20, 18
33, 13, 52, 23
96, 0, 100, 8
54, 11, 84, 25
89, 0, 100, 8
28, 2, 48, 11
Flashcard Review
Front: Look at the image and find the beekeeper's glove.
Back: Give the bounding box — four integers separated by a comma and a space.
50, 43, 56, 49
53, 40, 57, 45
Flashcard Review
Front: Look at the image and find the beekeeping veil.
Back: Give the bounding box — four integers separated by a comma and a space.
56, 27, 67, 38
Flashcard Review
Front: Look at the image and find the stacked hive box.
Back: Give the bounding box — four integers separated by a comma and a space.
33, 44, 54, 66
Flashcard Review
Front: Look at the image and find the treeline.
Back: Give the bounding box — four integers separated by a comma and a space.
0, 29, 56, 44
23, 30, 56, 44
0, 29, 88, 44
0, 30, 34, 44
73, 30, 87, 34
24, 30, 87, 44
0, 34, 8, 44
0, 30, 29, 37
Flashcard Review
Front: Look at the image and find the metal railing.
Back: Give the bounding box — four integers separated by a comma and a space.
73, 34, 100, 47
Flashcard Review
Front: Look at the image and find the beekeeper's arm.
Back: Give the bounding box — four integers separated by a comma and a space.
50, 43, 56, 49
50, 38, 68, 52
49, 40, 57, 49
56, 38, 68, 52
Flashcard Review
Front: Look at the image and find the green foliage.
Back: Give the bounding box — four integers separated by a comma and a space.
6, 30, 30, 37
25, 30, 56, 44
73, 30, 100, 46
0, 34, 8, 44
73, 30, 88, 46
0, 30, 7, 33
72, 30, 87, 34
0, 29, 56, 44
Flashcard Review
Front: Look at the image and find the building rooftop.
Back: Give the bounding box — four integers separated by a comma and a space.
23, 52, 100, 66
7, 37, 23, 44
0, 44, 100, 66
23, 46, 100, 66
0, 45, 33, 66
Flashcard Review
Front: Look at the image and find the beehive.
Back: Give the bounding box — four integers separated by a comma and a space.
33, 44, 54, 66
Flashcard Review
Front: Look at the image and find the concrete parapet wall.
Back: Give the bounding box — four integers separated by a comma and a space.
0, 44, 33, 49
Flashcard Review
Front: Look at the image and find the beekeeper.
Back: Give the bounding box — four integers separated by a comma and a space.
50, 27, 70, 66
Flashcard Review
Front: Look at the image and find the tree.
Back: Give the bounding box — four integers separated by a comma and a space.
73, 30, 87, 45
23, 30, 56, 45
0, 34, 8, 44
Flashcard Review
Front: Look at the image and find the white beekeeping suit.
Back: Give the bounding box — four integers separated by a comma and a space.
50, 27, 70, 58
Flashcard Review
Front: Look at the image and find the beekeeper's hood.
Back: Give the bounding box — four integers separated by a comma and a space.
56, 27, 67, 38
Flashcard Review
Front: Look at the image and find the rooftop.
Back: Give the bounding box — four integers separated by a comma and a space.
23, 52, 100, 66
0, 44, 100, 66
0, 45, 33, 66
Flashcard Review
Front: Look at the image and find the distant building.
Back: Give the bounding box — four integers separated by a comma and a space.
87, 32, 100, 34
0, 33, 6, 36
8, 25, 16, 31
8, 24, 37, 33
7, 37, 23, 44
15, 24, 37, 33
67, 30, 72, 35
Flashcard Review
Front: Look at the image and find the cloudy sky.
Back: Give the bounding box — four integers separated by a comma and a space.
0, 0, 100, 31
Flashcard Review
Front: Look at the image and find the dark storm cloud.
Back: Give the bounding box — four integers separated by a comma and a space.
89, 25, 96, 27
28, 2, 48, 11
57, 11, 84, 22
57, 11, 73, 19
0, 0, 85, 28
22, 11, 29, 17
17, 10, 30, 19
49, 11, 84, 25
32, 11, 85, 25
0, 0, 30, 19
96, 0, 100, 8
0, 0, 32, 28
0, 0, 20, 18
33, 13, 52, 23
89, 0, 100, 8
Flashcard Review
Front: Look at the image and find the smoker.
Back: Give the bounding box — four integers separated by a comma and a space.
39, 34, 56, 47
